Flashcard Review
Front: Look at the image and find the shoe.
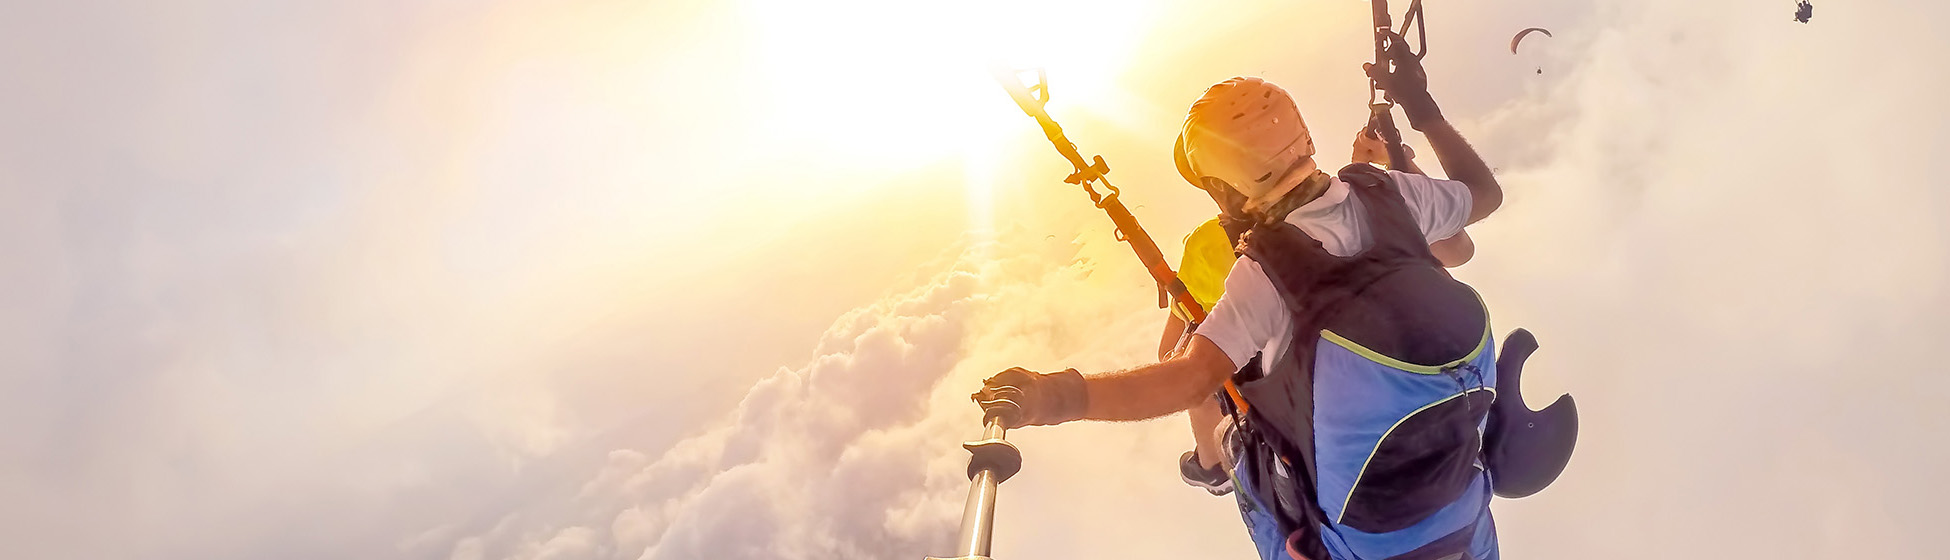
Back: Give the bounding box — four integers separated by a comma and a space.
1179, 450, 1233, 496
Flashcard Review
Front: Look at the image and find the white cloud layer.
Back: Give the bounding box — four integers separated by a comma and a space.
421, 230, 1207, 560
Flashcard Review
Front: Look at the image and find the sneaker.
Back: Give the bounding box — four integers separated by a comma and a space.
1179, 450, 1233, 496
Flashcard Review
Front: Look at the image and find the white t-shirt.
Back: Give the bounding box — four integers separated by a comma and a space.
1195, 170, 1474, 370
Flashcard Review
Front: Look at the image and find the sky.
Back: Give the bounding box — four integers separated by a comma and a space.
3, 0, 1948, 559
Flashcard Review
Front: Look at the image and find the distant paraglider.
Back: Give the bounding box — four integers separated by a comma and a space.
1795, 1, 1814, 23
1509, 27, 1552, 55
1510, 27, 1553, 74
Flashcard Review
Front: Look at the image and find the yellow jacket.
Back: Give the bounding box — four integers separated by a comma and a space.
1172, 217, 1235, 321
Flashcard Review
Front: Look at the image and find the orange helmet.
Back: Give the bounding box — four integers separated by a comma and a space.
1174, 77, 1316, 209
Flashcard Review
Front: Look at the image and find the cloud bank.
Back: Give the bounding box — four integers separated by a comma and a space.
421, 230, 1214, 560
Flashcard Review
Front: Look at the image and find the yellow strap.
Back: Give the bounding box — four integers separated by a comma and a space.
1318, 287, 1493, 374
1319, 326, 1489, 375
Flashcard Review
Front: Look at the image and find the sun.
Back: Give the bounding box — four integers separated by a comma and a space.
736, 0, 1164, 167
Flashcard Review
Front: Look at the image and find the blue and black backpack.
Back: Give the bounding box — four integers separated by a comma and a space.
1227, 165, 1574, 560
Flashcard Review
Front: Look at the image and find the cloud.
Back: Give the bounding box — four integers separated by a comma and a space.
423, 220, 1267, 560
428, 232, 1093, 560
1443, 1, 1950, 557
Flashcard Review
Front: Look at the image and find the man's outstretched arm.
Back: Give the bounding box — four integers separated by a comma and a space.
976, 260, 1276, 428
1083, 334, 1235, 422
971, 335, 1236, 427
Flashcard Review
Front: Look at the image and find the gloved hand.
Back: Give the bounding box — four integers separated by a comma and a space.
1364, 31, 1443, 130
971, 367, 1088, 428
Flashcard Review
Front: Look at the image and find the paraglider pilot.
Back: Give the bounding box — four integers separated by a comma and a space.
973, 35, 1575, 560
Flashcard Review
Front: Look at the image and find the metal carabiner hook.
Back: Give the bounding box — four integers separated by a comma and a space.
1368, 0, 1428, 105
1398, 0, 1428, 61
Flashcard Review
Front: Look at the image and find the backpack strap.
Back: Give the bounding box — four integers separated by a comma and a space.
1320, 165, 1487, 367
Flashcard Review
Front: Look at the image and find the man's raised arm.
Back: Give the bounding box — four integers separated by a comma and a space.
1367, 34, 1503, 225
1418, 120, 1502, 224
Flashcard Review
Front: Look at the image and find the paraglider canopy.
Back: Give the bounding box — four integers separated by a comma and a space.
1509, 27, 1552, 54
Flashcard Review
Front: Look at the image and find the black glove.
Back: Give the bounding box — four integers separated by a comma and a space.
1365, 31, 1443, 130
972, 367, 1088, 428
